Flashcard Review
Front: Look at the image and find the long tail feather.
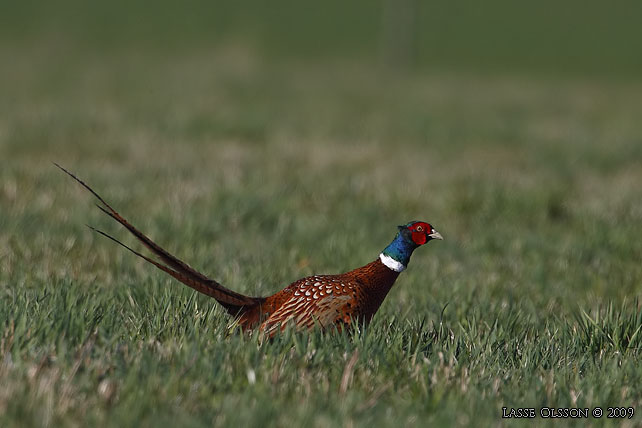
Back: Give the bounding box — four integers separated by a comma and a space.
55, 163, 262, 311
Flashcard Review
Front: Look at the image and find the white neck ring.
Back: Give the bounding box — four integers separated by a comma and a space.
379, 253, 406, 272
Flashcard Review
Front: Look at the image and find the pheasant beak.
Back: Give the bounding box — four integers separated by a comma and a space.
429, 229, 443, 241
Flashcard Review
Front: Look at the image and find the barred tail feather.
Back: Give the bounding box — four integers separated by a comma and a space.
55, 163, 262, 313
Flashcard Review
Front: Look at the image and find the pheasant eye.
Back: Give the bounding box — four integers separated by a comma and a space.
416, 225, 423, 232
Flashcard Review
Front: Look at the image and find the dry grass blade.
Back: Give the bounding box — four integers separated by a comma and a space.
339, 349, 359, 395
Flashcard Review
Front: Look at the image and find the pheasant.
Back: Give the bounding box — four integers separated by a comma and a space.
56, 164, 443, 334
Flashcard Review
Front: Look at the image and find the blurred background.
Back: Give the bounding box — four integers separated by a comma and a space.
3, 0, 642, 75
2, 0, 642, 302
2, 1, 642, 425
2, 0, 642, 306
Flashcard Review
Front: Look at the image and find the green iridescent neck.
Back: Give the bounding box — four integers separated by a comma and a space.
381, 229, 418, 268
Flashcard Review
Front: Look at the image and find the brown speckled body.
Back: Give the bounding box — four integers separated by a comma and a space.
236, 259, 400, 333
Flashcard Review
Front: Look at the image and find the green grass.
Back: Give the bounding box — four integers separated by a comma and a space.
2, 38, 642, 426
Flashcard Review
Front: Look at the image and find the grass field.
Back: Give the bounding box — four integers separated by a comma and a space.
2, 7, 642, 426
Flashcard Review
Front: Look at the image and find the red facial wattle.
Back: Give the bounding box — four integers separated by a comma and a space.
411, 231, 427, 245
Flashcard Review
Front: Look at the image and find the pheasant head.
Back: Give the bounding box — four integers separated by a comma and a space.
380, 221, 443, 272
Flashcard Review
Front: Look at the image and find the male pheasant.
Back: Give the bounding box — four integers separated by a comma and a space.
56, 164, 443, 334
